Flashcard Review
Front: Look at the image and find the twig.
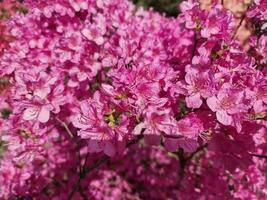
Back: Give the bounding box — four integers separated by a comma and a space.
233, 15, 245, 39
55, 117, 74, 138
249, 153, 267, 159
67, 175, 82, 200
67, 135, 144, 200
176, 148, 187, 181
232, 4, 251, 39
187, 143, 208, 161
163, 133, 184, 139
171, 143, 208, 187
67, 152, 92, 200
191, 32, 198, 61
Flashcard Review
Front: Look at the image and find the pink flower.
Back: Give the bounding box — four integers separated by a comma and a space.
23, 105, 50, 123
200, 5, 234, 39
21, 97, 54, 123
192, 46, 210, 65
164, 113, 204, 152
81, 14, 106, 45
133, 108, 178, 137
69, 0, 88, 12
207, 84, 245, 125
185, 67, 214, 108
72, 92, 129, 155
247, 0, 267, 21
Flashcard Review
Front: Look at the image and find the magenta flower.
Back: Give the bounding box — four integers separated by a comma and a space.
69, 0, 88, 12
81, 13, 106, 45
201, 5, 234, 39
72, 92, 129, 156
165, 113, 204, 152
207, 84, 245, 125
0, 0, 266, 199
185, 66, 214, 108
133, 108, 177, 137
22, 102, 53, 123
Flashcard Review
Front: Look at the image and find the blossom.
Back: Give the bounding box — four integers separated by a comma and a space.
200, 4, 235, 39
81, 13, 106, 45
184, 66, 214, 108
72, 92, 129, 156
164, 113, 204, 152
0, 0, 266, 199
22, 103, 52, 123
133, 108, 177, 137
207, 84, 245, 125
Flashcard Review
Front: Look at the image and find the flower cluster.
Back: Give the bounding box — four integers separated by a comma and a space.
0, 0, 27, 55
0, 0, 266, 199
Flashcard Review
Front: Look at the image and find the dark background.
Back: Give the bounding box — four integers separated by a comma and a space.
131, 0, 183, 17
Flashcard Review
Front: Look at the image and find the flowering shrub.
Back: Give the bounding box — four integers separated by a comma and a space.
0, 0, 266, 199
0, 0, 27, 55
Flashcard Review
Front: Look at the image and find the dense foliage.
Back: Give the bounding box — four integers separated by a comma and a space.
0, 0, 266, 199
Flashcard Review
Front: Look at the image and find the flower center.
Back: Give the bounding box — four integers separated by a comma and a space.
104, 110, 121, 128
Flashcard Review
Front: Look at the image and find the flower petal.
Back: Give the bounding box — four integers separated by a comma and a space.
23, 107, 39, 121
72, 114, 92, 129
104, 142, 116, 157
207, 96, 219, 112
186, 93, 202, 108
216, 110, 232, 125
37, 107, 50, 123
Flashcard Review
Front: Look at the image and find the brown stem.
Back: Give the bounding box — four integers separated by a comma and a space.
67, 135, 144, 200
249, 153, 267, 159
232, 3, 251, 39
233, 15, 245, 39
191, 31, 198, 61
187, 143, 208, 162
55, 117, 74, 138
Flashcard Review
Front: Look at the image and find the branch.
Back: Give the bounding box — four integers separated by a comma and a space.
232, 4, 251, 39
233, 15, 245, 39
162, 133, 184, 139
67, 135, 144, 200
187, 143, 208, 161
249, 153, 267, 159
55, 117, 74, 138
191, 31, 198, 61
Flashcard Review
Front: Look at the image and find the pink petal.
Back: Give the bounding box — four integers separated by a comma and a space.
216, 110, 232, 126
192, 56, 200, 65
253, 100, 264, 113
95, 36, 104, 45
23, 107, 39, 121
80, 100, 91, 116
201, 28, 211, 38
104, 142, 116, 157
88, 140, 102, 153
81, 28, 92, 40
72, 114, 91, 129
133, 123, 146, 135
164, 138, 179, 152
77, 0, 88, 10
34, 87, 50, 99
186, 93, 202, 108
185, 71, 195, 84
101, 84, 115, 96
178, 138, 198, 153
37, 107, 50, 123
77, 72, 87, 82
206, 96, 219, 112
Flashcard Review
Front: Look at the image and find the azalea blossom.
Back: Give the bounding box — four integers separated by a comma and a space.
0, 0, 266, 199
207, 84, 245, 125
